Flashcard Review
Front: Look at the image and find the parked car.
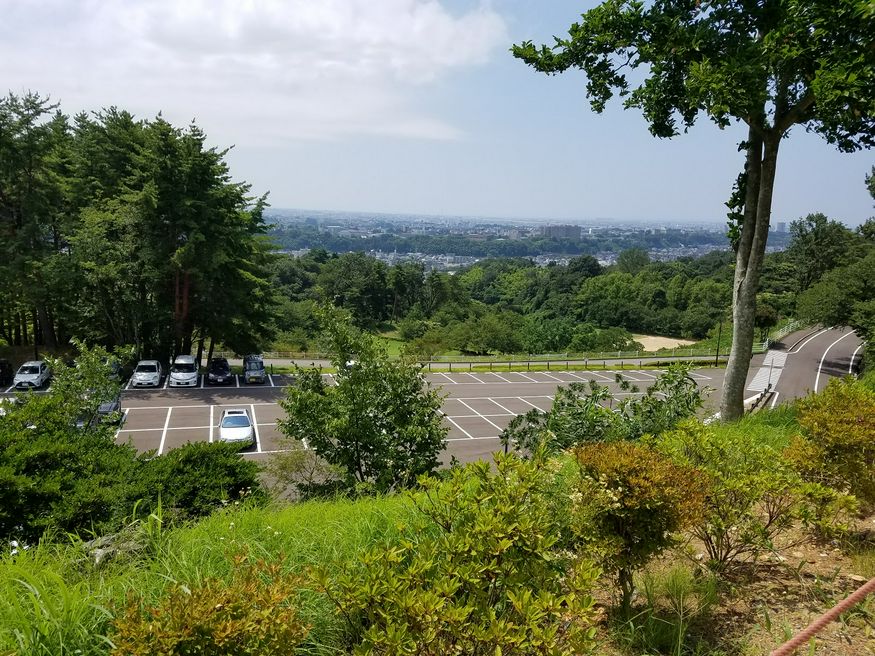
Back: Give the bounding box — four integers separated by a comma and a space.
243, 354, 266, 384
218, 408, 254, 446
13, 361, 51, 390
131, 360, 163, 388
0, 359, 13, 387
168, 355, 199, 388
75, 393, 123, 429
206, 357, 233, 385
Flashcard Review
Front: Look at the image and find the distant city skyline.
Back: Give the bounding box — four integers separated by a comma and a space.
3, 0, 873, 225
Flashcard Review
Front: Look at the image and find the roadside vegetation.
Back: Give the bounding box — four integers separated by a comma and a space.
0, 376, 873, 655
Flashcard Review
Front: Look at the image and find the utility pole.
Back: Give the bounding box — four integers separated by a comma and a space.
714, 320, 723, 368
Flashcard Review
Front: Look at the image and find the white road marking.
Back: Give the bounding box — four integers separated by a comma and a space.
163, 376, 169, 389
114, 409, 129, 440
814, 331, 856, 392
209, 405, 214, 443
463, 373, 483, 383
158, 408, 172, 455
517, 396, 544, 410
587, 371, 614, 382
770, 391, 781, 409
250, 404, 262, 453
124, 378, 132, 391
235, 375, 240, 388
268, 374, 275, 387
455, 399, 505, 431
849, 344, 863, 375
199, 374, 205, 389
490, 372, 513, 383
633, 371, 658, 380
487, 398, 517, 415
438, 372, 455, 384
790, 327, 831, 354
540, 372, 565, 383
444, 414, 474, 439
516, 372, 540, 383
3, 385, 14, 393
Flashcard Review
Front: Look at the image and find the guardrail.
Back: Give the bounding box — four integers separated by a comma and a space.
214, 343, 767, 363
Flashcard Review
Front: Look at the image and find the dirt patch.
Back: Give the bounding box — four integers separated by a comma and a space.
632, 334, 698, 351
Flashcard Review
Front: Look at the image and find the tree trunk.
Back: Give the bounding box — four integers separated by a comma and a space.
195, 334, 205, 368
37, 305, 56, 350
721, 131, 780, 421
206, 338, 215, 366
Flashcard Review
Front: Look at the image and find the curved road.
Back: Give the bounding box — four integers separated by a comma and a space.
747, 326, 865, 409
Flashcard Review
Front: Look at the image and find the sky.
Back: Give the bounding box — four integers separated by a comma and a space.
3, 0, 873, 225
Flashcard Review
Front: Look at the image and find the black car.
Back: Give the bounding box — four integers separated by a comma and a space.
207, 357, 233, 385
75, 394, 123, 430
0, 359, 12, 387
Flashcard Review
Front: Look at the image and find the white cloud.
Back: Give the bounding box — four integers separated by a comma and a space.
2, 0, 507, 142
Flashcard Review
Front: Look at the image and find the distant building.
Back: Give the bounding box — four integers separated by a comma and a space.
776, 221, 787, 233
541, 224, 581, 240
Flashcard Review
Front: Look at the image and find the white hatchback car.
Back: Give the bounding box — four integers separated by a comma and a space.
13, 361, 51, 390
218, 408, 255, 446
131, 360, 163, 388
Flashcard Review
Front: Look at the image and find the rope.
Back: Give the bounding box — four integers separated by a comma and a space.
769, 576, 875, 656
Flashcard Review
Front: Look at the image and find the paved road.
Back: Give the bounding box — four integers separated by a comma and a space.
111, 367, 723, 465
2, 328, 863, 465
744, 326, 864, 409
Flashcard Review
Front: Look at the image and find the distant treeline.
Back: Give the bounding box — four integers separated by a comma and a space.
267, 223, 742, 257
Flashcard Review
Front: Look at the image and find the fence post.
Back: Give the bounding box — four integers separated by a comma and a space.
527, 361, 530, 372
547, 360, 550, 371
449, 362, 452, 373
490, 361, 493, 371
566, 360, 569, 370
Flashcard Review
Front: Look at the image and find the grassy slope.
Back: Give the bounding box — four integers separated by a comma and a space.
0, 495, 415, 655
0, 397, 864, 655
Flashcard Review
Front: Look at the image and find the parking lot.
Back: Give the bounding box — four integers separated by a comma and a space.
104, 368, 719, 463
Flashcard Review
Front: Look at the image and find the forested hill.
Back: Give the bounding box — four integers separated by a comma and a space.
266, 222, 749, 258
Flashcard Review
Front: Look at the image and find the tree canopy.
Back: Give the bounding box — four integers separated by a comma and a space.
513, 0, 875, 419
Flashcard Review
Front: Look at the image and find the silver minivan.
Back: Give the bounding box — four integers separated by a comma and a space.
168, 355, 199, 388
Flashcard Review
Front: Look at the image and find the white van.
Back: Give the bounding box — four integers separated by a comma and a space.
168, 355, 199, 388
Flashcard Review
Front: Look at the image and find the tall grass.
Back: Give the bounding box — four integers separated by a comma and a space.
0, 494, 414, 655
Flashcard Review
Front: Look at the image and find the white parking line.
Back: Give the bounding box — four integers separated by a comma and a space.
199, 374, 205, 389
633, 371, 658, 380
268, 374, 275, 387
517, 396, 544, 410
540, 372, 565, 383
163, 376, 169, 389
124, 378, 133, 391
209, 405, 214, 443
158, 408, 172, 455
461, 401, 504, 430
114, 409, 129, 439
587, 371, 614, 382
489, 372, 512, 383
250, 404, 262, 453
487, 398, 517, 415
443, 414, 474, 438
516, 372, 540, 383
770, 391, 781, 409
235, 375, 240, 388
438, 372, 455, 384
3, 385, 13, 393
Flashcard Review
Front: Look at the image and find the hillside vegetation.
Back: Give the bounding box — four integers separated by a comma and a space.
2, 377, 873, 656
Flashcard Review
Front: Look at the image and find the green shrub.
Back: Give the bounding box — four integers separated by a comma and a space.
141, 441, 266, 519
789, 378, 875, 506
314, 452, 600, 655
110, 554, 309, 655
0, 395, 146, 542
655, 420, 801, 572
573, 442, 706, 616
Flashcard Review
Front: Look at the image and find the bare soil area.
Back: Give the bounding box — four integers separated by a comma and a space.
632, 334, 698, 351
